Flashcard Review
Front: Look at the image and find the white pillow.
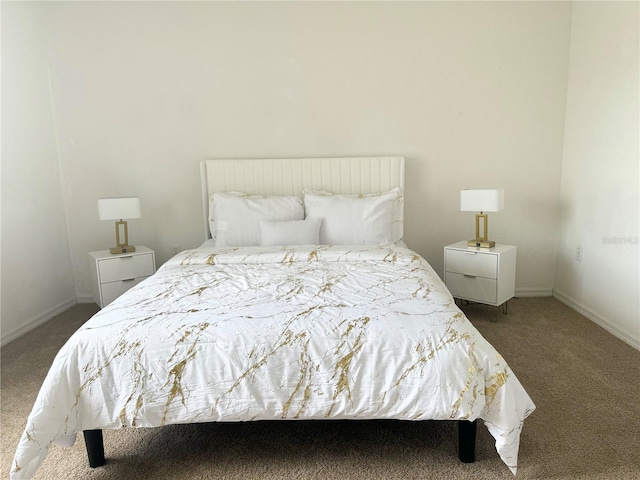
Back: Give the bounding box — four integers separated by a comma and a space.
303, 188, 401, 246
260, 219, 321, 246
212, 192, 304, 247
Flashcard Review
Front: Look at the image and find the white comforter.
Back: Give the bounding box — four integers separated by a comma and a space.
11, 245, 535, 478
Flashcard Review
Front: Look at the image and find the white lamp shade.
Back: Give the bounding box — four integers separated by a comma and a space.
460, 189, 504, 212
98, 196, 142, 220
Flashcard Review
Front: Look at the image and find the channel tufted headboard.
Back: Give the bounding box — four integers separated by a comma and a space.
200, 156, 405, 241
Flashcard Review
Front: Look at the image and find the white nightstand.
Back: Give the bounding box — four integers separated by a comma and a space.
89, 246, 156, 308
444, 241, 516, 312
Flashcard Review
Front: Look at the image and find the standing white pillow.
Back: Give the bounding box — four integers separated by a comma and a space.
303, 189, 399, 245
213, 192, 304, 247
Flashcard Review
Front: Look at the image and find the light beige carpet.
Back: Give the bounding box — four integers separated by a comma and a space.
2, 298, 639, 479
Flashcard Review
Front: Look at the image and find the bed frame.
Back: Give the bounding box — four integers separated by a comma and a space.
83, 156, 477, 469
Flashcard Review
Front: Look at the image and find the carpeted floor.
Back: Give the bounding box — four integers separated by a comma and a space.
1, 297, 639, 479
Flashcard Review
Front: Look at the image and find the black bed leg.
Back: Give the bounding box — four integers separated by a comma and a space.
458, 420, 477, 463
83, 429, 105, 468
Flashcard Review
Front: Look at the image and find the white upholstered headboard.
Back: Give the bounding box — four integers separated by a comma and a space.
200, 156, 405, 241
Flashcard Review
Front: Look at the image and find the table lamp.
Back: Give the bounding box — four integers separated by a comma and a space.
98, 196, 141, 254
460, 189, 504, 248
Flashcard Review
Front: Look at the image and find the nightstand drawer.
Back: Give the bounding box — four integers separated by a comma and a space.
445, 249, 498, 279
101, 277, 147, 306
98, 254, 155, 283
445, 272, 497, 304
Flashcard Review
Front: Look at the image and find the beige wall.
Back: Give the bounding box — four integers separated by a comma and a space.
1, 2, 76, 343
48, 1, 571, 294
3, 2, 575, 341
555, 2, 640, 348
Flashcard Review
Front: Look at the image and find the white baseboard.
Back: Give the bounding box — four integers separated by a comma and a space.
515, 288, 553, 297
76, 293, 96, 304
1, 296, 78, 346
553, 289, 640, 351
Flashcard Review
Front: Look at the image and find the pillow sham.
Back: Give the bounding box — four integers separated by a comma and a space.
303, 188, 402, 246
260, 219, 321, 246
212, 192, 304, 247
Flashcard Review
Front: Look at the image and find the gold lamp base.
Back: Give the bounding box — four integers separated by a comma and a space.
467, 213, 495, 248
467, 239, 495, 248
109, 220, 136, 254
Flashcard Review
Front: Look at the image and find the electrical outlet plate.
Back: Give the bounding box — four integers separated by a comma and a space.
575, 246, 582, 262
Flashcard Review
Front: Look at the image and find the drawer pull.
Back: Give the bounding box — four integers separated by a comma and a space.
463, 274, 477, 278
119, 256, 134, 260
122, 278, 136, 282
463, 251, 477, 255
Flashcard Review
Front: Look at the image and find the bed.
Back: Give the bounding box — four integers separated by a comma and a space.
11, 156, 535, 479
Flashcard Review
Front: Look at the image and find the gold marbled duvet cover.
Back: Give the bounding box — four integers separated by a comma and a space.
12, 245, 535, 478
